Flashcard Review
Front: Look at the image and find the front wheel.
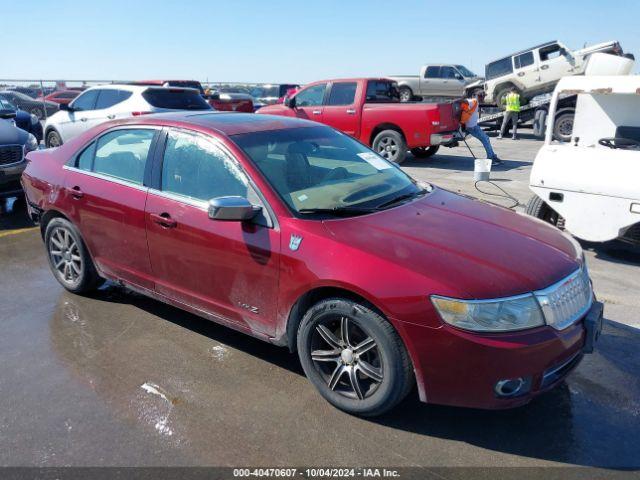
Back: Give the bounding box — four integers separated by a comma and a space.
410, 146, 440, 158
297, 298, 414, 417
372, 130, 407, 164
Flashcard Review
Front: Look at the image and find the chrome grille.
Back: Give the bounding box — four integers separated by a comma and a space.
0, 145, 23, 166
534, 265, 593, 330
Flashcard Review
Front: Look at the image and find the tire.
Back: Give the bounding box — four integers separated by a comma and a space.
533, 109, 547, 139
553, 111, 574, 143
297, 298, 413, 417
399, 87, 413, 103
525, 195, 561, 227
372, 130, 407, 164
46, 130, 63, 148
410, 146, 440, 158
44, 217, 103, 294
31, 107, 44, 120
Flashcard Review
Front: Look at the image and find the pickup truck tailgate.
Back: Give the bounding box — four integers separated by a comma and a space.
433, 101, 461, 133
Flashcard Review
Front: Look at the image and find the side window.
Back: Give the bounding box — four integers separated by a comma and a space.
327, 82, 357, 106
295, 84, 327, 107
95, 89, 132, 109
70, 90, 99, 111
441, 66, 458, 79
425, 66, 441, 78
93, 129, 155, 184
365, 81, 400, 102
539, 44, 562, 62
514, 51, 535, 69
76, 142, 96, 171
485, 57, 513, 80
161, 130, 249, 201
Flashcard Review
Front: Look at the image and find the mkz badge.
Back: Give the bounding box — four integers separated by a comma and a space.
289, 234, 303, 251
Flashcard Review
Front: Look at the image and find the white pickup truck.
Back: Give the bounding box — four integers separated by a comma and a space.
389, 64, 482, 102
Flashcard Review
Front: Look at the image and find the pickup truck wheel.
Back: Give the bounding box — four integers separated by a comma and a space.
373, 130, 407, 164
297, 298, 414, 417
410, 146, 439, 158
553, 112, 574, 142
525, 195, 562, 227
399, 87, 413, 103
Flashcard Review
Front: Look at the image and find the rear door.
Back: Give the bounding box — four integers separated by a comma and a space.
63, 127, 159, 289
422, 66, 445, 96
321, 81, 360, 137
144, 128, 281, 335
94, 89, 134, 122
513, 50, 540, 89
291, 83, 327, 122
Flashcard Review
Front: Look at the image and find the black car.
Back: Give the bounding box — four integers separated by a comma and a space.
0, 97, 43, 144
0, 109, 39, 199
0, 91, 58, 120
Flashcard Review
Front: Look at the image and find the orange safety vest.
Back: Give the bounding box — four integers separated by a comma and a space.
460, 99, 478, 125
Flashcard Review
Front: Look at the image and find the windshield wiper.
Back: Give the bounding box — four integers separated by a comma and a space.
375, 190, 425, 210
298, 206, 378, 217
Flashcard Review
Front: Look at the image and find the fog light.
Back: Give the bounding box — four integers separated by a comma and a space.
494, 376, 532, 398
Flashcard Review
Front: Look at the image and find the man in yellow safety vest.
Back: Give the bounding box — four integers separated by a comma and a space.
498, 88, 520, 140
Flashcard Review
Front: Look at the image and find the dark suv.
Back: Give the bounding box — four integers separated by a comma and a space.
0, 109, 39, 199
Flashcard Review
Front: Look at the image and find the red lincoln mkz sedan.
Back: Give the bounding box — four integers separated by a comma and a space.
22, 112, 603, 416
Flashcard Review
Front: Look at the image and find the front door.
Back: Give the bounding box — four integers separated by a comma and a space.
62, 127, 158, 289
538, 43, 572, 90
145, 128, 281, 335
292, 83, 327, 122
59, 89, 102, 142
513, 51, 540, 91
322, 81, 359, 137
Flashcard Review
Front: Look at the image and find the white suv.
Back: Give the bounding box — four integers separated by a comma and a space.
44, 84, 211, 147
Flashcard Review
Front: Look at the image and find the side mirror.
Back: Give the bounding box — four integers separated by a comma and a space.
0, 109, 16, 119
455, 73, 463, 80
208, 196, 261, 221
60, 103, 72, 111
284, 96, 296, 108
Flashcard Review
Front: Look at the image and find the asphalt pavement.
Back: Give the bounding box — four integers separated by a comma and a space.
1, 136, 639, 469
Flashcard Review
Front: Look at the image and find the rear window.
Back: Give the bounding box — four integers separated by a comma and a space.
365, 81, 400, 103
486, 57, 513, 80
166, 81, 205, 95
141, 89, 211, 110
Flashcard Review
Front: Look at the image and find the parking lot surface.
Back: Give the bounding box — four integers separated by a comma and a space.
1, 136, 639, 468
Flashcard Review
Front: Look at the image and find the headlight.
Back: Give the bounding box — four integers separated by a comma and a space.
24, 133, 39, 153
431, 294, 545, 332
30, 113, 39, 126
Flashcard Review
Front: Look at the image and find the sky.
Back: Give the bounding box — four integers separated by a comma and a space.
1, 0, 639, 84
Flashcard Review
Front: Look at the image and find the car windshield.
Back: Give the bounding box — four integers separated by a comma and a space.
9, 91, 33, 101
455, 65, 476, 77
233, 126, 424, 217
0, 98, 16, 110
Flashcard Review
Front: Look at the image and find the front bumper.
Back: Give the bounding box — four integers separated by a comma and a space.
0, 161, 27, 199
396, 300, 603, 409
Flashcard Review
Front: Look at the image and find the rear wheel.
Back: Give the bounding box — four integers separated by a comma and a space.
399, 87, 413, 103
410, 146, 440, 158
553, 112, 574, 142
372, 130, 407, 164
297, 298, 414, 417
45, 218, 103, 293
31, 107, 44, 120
46, 130, 63, 148
533, 109, 547, 138
525, 195, 562, 227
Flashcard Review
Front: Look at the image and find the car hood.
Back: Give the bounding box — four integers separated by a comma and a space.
322, 188, 580, 299
575, 41, 618, 56
0, 119, 28, 144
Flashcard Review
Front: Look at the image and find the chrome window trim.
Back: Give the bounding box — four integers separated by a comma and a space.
62, 165, 149, 193
0, 144, 25, 168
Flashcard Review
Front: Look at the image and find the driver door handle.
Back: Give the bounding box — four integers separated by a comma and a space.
80, 117, 88, 122
541, 65, 549, 70
312, 110, 321, 115
107, 114, 115, 119
150, 212, 177, 228
65, 186, 84, 199
346, 109, 356, 114
517, 72, 525, 77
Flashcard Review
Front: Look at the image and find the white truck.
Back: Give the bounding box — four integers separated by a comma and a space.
525, 75, 640, 246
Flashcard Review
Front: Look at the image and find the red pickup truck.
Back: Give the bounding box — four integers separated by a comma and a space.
258, 78, 460, 164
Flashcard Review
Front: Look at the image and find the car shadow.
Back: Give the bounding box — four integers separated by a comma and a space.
59, 285, 640, 468
581, 239, 640, 267
404, 153, 530, 173
0, 196, 35, 231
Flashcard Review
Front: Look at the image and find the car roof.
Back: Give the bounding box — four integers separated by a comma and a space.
487, 40, 558, 64
115, 112, 319, 136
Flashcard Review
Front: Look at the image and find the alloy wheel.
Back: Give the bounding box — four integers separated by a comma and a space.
48, 227, 83, 286
377, 137, 398, 162
310, 316, 383, 400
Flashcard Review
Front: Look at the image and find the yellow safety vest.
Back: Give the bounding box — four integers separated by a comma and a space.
505, 92, 520, 112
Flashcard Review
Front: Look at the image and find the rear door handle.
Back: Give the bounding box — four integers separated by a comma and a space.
517, 72, 525, 77
107, 114, 115, 119
346, 109, 356, 114
312, 110, 321, 115
80, 117, 88, 122
150, 212, 177, 228
65, 186, 83, 199
540, 65, 549, 70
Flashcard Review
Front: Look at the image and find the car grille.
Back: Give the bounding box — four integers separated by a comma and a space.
0, 145, 24, 166
534, 265, 593, 330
